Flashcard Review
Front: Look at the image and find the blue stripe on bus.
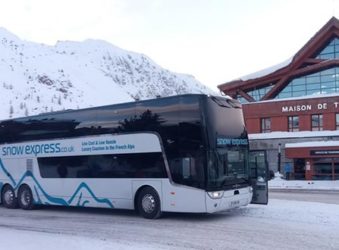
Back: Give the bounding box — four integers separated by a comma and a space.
76, 193, 91, 207
68, 182, 114, 208
33, 185, 42, 205
0, 161, 114, 208
0, 159, 16, 187
16, 171, 69, 206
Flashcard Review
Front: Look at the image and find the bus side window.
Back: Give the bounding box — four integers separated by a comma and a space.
57, 164, 68, 178
182, 158, 190, 179
182, 157, 196, 179
169, 157, 195, 182
169, 158, 182, 181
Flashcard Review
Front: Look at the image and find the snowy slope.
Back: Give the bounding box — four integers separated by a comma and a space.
0, 27, 215, 119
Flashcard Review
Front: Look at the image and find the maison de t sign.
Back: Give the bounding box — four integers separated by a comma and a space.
281, 101, 339, 113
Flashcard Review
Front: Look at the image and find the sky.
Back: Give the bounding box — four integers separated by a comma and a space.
0, 0, 339, 91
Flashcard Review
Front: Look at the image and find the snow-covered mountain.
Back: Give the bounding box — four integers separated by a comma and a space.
0, 28, 215, 120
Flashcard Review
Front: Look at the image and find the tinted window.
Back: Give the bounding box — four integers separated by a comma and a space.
168, 152, 205, 189
0, 109, 98, 143
95, 103, 136, 134
38, 153, 167, 178
179, 96, 203, 152
207, 97, 246, 140
137, 96, 206, 188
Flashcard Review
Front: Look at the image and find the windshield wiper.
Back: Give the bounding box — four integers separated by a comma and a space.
237, 177, 249, 183
220, 176, 249, 188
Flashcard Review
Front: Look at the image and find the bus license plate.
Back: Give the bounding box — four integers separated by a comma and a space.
230, 200, 240, 207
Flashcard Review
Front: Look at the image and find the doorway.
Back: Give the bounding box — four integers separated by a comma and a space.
294, 159, 305, 180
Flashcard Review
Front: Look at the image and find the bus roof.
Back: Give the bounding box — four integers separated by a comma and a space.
4, 94, 218, 122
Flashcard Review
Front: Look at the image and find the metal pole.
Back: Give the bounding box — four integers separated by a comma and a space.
278, 143, 281, 173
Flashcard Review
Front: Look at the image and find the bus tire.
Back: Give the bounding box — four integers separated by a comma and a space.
137, 187, 162, 219
18, 185, 35, 210
1, 185, 18, 209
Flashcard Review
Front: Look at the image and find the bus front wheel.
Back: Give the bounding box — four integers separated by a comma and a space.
18, 185, 35, 210
137, 187, 162, 219
1, 185, 18, 209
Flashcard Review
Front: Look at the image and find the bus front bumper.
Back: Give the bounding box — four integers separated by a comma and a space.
205, 187, 253, 213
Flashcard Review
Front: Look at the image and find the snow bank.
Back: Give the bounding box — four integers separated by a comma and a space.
269, 175, 339, 191
285, 140, 339, 147
249, 130, 339, 139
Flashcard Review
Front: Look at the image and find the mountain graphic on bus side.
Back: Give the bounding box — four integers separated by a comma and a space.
0, 159, 114, 208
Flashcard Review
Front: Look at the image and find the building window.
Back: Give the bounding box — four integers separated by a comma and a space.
275, 67, 339, 100
316, 37, 339, 60
261, 118, 271, 133
246, 84, 274, 101
311, 114, 323, 131
288, 116, 299, 132
336, 113, 339, 130
236, 95, 249, 104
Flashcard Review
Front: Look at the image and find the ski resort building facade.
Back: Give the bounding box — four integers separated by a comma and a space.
219, 17, 339, 181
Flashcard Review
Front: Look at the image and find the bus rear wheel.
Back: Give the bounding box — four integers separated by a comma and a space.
1, 185, 18, 209
137, 187, 162, 219
18, 185, 35, 210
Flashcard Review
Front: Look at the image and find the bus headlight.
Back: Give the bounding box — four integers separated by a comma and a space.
208, 191, 224, 199
249, 187, 253, 193
257, 176, 265, 182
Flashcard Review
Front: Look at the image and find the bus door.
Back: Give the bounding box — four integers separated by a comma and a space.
249, 150, 268, 205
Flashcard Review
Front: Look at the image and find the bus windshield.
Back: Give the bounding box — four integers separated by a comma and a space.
206, 96, 250, 190
207, 147, 249, 190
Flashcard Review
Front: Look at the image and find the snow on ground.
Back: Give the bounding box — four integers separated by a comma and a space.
269, 174, 339, 191
1, 190, 339, 250
1, 174, 339, 250
0, 227, 153, 250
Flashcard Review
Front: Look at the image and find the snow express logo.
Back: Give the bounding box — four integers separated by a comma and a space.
1, 143, 74, 157
217, 138, 249, 147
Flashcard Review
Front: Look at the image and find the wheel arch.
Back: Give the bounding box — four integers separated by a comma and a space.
1, 183, 15, 203
17, 183, 31, 192
134, 185, 154, 210
134, 184, 162, 219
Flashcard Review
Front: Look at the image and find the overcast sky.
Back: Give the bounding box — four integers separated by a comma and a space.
0, 0, 338, 91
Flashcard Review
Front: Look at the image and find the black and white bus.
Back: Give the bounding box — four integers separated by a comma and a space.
0, 94, 268, 219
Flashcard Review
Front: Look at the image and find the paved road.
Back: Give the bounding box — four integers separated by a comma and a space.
269, 189, 339, 204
